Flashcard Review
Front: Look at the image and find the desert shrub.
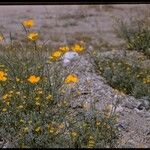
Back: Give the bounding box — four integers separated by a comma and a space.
0, 20, 119, 148
115, 18, 150, 57
93, 56, 150, 100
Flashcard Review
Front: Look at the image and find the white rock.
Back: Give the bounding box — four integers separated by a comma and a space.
62, 52, 79, 66
115, 105, 123, 113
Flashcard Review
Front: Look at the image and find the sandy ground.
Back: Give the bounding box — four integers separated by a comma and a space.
0, 4, 149, 46
0, 4, 150, 148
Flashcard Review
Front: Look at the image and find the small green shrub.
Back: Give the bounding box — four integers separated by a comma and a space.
93, 56, 150, 100
115, 18, 150, 57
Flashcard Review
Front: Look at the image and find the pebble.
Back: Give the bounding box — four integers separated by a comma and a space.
62, 52, 79, 66
137, 100, 150, 111
115, 105, 124, 113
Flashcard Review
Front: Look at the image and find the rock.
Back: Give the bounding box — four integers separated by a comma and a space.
137, 99, 150, 111
62, 52, 79, 66
117, 124, 129, 132
115, 105, 124, 113
0, 137, 5, 148
2, 140, 13, 148
121, 140, 136, 148
145, 112, 150, 120
122, 100, 140, 110
137, 103, 145, 110
88, 45, 94, 51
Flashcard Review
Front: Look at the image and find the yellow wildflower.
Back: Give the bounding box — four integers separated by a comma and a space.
0, 64, 5, 67
59, 123, 65, 129
20, 119, 25, 123
71, 131, 78, 138
0, 71, 7, 81
16, 91, 21, 95
71, 43, 84, 53
6, 102, 10, 106
49, 127, 55, 133
22, 19, 34, 28
18, 105, 24, 109
126, 67, 130, 71
23, 96, 27, 99
38, 45, 43, 48
49, 50, 62, 61
2, 108, 7, 112
16, 77, 20, 82
35, 97, 40, 101
46, 94, 53, 101
35, 102, 40, 106
61, 89, 66, 94
27, 32, 39, 41
2, 94, 9, 100
23, 127, 29, 133
27, 75, 40, 84
37, 91, 43, 95
59, 46, 70, 53
35, 88, 43, 94
87, 136, 95, 148
35, 127, 41, 132
64, 74, 79, 84
96, 120, 101, 126
28, 120, 32, 124
9, 91, 13, 94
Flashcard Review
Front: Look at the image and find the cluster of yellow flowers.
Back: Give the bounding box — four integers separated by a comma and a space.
27, 32, 39, 41
0, 71, 7, 81
48, 123, 59, 135
27, 75, 40, 84
0, 69, 41, 85
87, 136, 95, 148
71, 43, 84, 53
2, 91, 13, 101
143, 75, 150, 84
64, 74, 78, 84
49, 50, 63, 61
23, 19, 34, 28
49, 43, 85, 61
70, 131, 78, 141
22, 19, 39, 41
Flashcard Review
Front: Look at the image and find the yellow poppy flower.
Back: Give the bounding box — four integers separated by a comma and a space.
20, 119, 25, 123
17, 105, 24, 109
49, 50, 62, 61
64, 74, 79, 84
16, 77, 20, 82
87, 136, 95, 148
22, 19, 34, 28
35, 127, 41, 132
46, 94, 53, 101
2, 108, 7, 112
35, 102, 40, 106
59, 46, 70, 53
71, 44, 84, 53
23, 127, 29, 133
27, 75, 40, 84
2, 94, 9, 100
71, 131, 78, 138
0, 71, 7, 81
27, 32, 39, 41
